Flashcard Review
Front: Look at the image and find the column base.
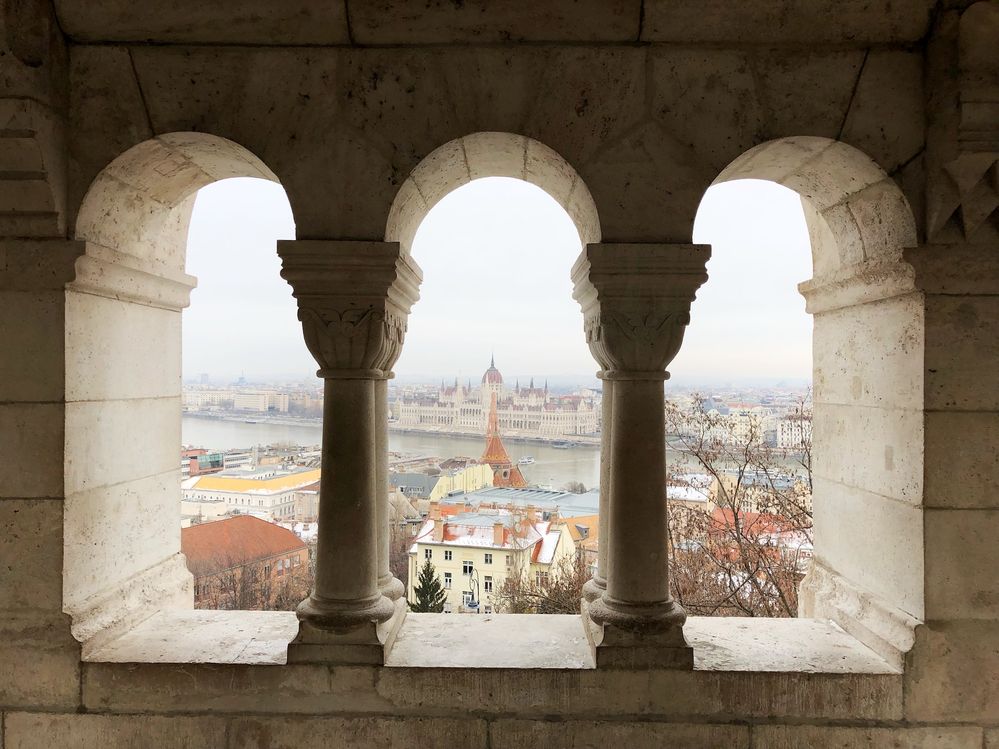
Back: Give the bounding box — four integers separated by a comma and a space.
582, 598, 693, 670
581, 576, 606, 603
288, 597, 407, 665
379, 575, 406, 602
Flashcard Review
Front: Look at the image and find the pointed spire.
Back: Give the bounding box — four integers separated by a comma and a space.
491, 351, 495, 368
530, 376, 534, 389
486, 391, 499, 439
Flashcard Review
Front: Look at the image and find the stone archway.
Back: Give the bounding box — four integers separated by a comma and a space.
65, 133, 288, 653
709, 136, 922, 668
385, 132, 601, 253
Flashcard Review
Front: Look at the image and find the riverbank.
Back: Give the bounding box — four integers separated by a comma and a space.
182, 411, 601, 447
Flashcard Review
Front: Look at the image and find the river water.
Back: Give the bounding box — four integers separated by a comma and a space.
182, 416, 603, 490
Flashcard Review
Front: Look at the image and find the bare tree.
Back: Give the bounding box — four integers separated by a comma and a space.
194, 552, 311, 611
665, 395, 813, 618
388, 522, 412, 591
492, 554, 591, 615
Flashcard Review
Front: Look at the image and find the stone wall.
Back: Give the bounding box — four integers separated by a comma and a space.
1, 1, 997, 746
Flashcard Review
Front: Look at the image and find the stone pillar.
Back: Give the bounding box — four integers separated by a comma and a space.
375, 375, 405, 601
581, 376, 612, 603
279, 240, 421, 665
572, 243, 709, 669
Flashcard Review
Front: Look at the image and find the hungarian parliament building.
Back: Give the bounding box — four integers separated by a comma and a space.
393, 358, 599, 440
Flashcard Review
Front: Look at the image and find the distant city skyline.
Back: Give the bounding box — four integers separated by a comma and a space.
182, 176, 812, 383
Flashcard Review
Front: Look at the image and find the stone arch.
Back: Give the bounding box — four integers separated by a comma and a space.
65, 133, 289, 653
713, 136, 917, 278
385, 132, 601, 253
702, 136, 923, 669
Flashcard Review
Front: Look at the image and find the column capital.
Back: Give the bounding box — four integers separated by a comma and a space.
278, 240, 423, 377
571, 243, 710, 376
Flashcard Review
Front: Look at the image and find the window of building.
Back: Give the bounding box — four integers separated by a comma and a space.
444, 572, 452, 589
484, 553, 493, 564
536, 571, 548, 586
505, 554, 512, 566
484, 575, 493, 593
444, 550, 452, 561
462, 560, 473, 575
425, 548, 433, 560
462, 591, 473, 605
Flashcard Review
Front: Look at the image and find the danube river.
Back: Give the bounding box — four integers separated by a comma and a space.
182, 416, 603, 490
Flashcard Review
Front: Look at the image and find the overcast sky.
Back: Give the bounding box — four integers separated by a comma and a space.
182, 176, 812, 385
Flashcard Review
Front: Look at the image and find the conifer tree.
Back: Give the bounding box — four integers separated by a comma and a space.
410, 559, 448, 613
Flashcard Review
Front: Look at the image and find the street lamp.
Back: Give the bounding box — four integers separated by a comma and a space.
466, 568, 481, 613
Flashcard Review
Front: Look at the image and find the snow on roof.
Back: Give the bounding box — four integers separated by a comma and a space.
536, 529, 561, 564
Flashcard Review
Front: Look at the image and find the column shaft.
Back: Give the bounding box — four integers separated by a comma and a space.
604, 377, 668, 605
309, 377, 388, 613
583, 376, 613, 601
375, 377, 404, 599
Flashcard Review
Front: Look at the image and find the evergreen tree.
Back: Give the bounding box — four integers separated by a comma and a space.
410, 559, 448, 613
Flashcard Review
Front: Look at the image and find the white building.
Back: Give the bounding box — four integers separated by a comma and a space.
396, 358, 598, 439
776, 414, 813, 450
182, 467, 321, 522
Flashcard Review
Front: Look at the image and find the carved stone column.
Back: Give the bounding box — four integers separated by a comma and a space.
572, 243, 709, 669
278, 240, 421, 664
582, 376, 612, 603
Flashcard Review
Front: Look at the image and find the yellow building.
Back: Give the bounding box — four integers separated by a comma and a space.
182, 467, 321, 521
427, 462, 495, 502
407, 502, 577, 613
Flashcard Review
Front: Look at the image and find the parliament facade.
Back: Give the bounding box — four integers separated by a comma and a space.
395, 358, 599, 439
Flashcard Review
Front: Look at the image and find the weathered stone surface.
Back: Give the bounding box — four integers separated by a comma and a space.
82, 663, 383, 715
87, 610, 297, 665
65, 293, 181, 402
0, 616, 80, 710
55, 0, 350, 44
64, 397, 178, 495
812, 403, 923, 506
924, 509, 999, 620
63, 470, 183, 616
490, 720, 749, 748
925, 412, 999, 509
812, 295, 923, 411
841, 51, 925, 174
751, 725, 984, 749
4, 712, 227, 749
754, 51, 865, 140
643, 0, 935, 43
230, 716, 488, 749
811, 477, 924, 621
649, 48, 762, 172
0, 499, 64, 612
349, 1, 641, 44
68, 46, 154, 227
0, 292, 65, 402
388, 614, 593, 668
905, 621, 999, 722
0, 403, 64, 498
925, 295, 999, 411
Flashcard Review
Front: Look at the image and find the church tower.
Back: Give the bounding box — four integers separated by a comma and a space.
480, 392, 527, 488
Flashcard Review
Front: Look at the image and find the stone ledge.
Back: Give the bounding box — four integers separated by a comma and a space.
86, 610, 894, 674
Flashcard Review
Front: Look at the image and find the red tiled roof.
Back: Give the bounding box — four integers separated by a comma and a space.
182, 515, 306, 577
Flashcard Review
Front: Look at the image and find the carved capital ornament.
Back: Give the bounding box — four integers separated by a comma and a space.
277, 241, 422, 379
572, 243, 710, 379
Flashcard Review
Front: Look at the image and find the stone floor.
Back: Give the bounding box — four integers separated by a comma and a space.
86, 610, 895, 673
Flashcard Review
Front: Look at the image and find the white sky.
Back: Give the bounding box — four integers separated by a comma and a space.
182, 176, 812, 385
